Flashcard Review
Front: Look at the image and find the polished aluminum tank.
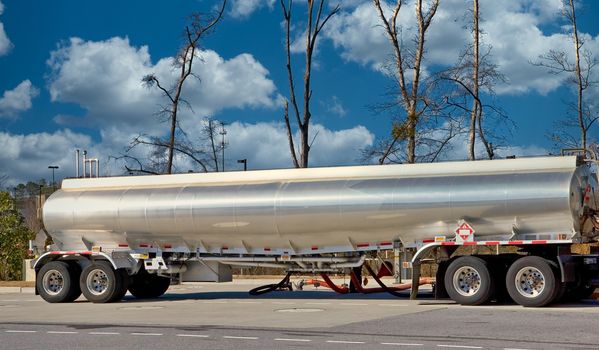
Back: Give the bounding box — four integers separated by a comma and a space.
43, 156, 599, 253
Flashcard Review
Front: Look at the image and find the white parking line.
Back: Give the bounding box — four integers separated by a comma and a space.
5, 330, 36, 333
382, 343, 424, 346
47, 331, 78, 334
437, 345, 483, 349
89, 332, 120, 335
130, 332, 163, 336
223, 336, 259, 340
275, 338, 312, 342
176, 334, 210, 338
326, 340, 366, 344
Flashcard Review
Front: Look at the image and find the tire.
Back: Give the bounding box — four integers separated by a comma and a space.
37, 261, 81, 303
128, 268, 171, 299
505, 256, 559, 307
444, 256, 494, 305
79, 261, 121, 303
109, 269, 130, 302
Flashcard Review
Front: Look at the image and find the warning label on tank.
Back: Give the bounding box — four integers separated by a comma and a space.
455, 221, 475, 243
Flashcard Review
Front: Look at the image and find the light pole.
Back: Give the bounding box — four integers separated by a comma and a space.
237, 159, 247, 171
48, 165, 59, 191
219, 125, 227, 172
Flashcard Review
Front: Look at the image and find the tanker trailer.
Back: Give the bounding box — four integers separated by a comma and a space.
31, 155, 599, 306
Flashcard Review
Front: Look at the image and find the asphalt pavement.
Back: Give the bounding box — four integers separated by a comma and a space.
1, 280, 598, 350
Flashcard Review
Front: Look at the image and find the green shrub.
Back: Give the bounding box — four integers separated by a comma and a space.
0, 192, 34, 280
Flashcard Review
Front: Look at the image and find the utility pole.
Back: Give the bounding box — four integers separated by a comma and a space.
237, 159, 247, 171
220, 125, 227, 172
48, 165, 59, 192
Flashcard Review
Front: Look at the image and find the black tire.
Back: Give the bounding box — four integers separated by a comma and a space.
128, 268, 171, 299
505, 256, 559, 307
79, 261, 121, 303
444, 256, 494, 305
109, 269, 130, 302
37, 261, 81, 303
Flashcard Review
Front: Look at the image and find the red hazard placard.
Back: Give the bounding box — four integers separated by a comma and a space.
455, 221, 475, 242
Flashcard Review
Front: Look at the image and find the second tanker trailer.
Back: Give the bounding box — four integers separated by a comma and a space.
31, 155, 599, 306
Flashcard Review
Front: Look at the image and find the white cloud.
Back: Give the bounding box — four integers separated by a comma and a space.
323, 95, 347, 117
323, 0, 599, 95
0, 0, 12, 56
0, 130, 93, 186
0, 122, 374, 185
0, 80, 39, 118
47, 37, 281, 135
230, 0, 276, 19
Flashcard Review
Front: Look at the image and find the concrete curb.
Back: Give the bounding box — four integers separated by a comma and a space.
0, 287, 35, 294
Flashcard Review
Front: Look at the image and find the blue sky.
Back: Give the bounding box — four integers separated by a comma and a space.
1, 0, 599, 185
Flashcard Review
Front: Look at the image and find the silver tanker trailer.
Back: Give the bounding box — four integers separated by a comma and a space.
31, 155, 599, 307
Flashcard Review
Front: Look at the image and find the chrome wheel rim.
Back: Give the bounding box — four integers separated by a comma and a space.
86, 269, 109, 296
515, 266, 545, 298
42, 270, 64, 296
452, 266, 481, 296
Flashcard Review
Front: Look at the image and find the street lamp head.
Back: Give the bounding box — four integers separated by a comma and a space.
48, 165, 59, 169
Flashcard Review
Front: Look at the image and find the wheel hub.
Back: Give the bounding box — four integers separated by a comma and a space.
515, 267, 545, 298
453, 266, 481, 296
86, 269, 109, 296
42, 270, 64, 296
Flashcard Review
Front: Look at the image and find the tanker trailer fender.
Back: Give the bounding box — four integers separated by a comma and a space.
32, 251, 137, 274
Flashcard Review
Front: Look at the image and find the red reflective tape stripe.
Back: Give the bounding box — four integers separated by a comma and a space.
356, 243, 370, 248
264, 248, 271, 252
509, 241, 524, 245
463, 242, 477, 245
441, 242, 456, 246
422, 239, 434, 243
118, 244, 129, 247
164, 244, 172, 249
311, 246, 318, 250
222, 246, 229, 250
139, 244, 149, 248
50, 251, 61, 255
379, 242, 393, 246
532, 240, 547, 244
484, 241, 500, 245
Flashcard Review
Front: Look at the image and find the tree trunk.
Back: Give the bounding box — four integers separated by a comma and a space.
569, 0, 585, 150
468, 0, 479, 161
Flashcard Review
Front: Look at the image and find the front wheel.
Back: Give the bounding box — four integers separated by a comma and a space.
505, 256, 559, 307
37, 261, 81, 303
444, 256, 494, 305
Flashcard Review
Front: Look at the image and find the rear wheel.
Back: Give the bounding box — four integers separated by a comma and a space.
506, 256, 559, 307
444, 256, 494, 305
37, 261, 81, 303
80, 261, 122, 303
128, 268, 170, 299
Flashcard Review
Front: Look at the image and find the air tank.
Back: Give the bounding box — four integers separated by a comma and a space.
42, 156, 599, 253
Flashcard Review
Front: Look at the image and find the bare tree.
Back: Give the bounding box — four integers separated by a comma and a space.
438, 0, 507, 160
115, 117, 227, 175
281, 0, 340, 168
373, 0, 440, 164
142, 1, 226, 174
533, 0, 598, 151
